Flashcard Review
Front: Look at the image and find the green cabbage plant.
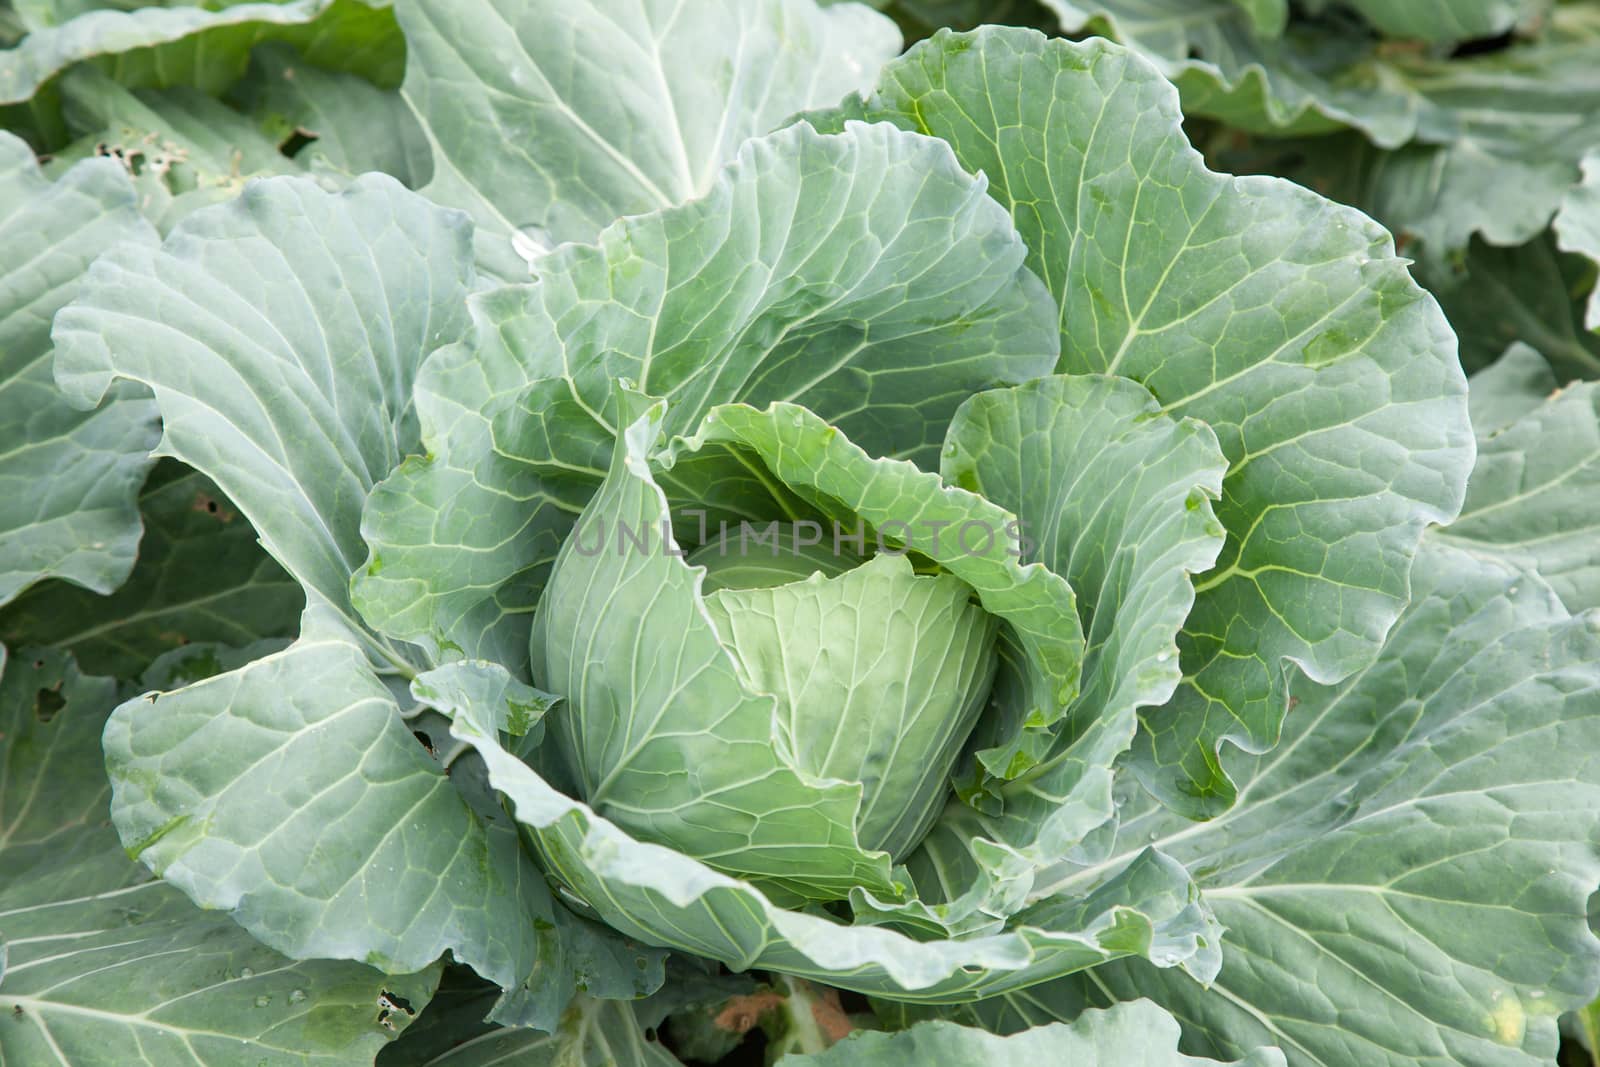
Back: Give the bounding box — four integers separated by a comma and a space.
9, 3, 1600, 1064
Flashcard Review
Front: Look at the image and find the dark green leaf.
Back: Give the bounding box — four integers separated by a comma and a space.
0, 461, 302, 678
0, 645, 442, 1066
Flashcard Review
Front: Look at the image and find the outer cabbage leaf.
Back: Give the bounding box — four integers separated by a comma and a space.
395, 0, 900, 277
1331, 6, 1600, 262
47, 174, 618, 1021
1048, 3, 1600, 261
355, 119, 1059, 671
48, 65, 300, 230
1433, 344, 1600, 613
380, 994, 684, 1067
372, 969, 504, 1066
37, 46, 426, 232
96, 615, 631, 1027
810, 28, 1473, 813
373, 967, 712, 1067
1420, 233, 1600, 378
230, 42, 431, 190
135, 637, 292, 693
0, 0, 400, 103
1227, 0, 1285, 36
854, 0, 1058, 40
45, 51, 425, 232
11, 1, 321, 33
0, 130, 157, 607
55, 172, 467, 658
1463, 341, 1557, 435
0, 462, 302, 678
0, 645, 440, 1066
1338, 0, 1547, 44
1555, 148, 1600, 331
1291, 135, 1581, 270
966, 541, 1600, 1066
1041, 1, 1415, 145
1217, 135, 1600, 376
790, 1002, 1284, 1066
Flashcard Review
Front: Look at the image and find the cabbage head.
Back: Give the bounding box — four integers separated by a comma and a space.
50, 23, 1528, 1064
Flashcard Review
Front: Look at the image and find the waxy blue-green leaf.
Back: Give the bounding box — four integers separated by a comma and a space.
1463, 341, 1558, 435
231, 42, 431, 190
1433, 345, 1600, 614
99, 617, 555, 1001
1337, 0, 1547, 44
1556, 149, 1600, 331
1040, 1, 1414, 144
0, 9, 21, 49
0, 645, 440, 1067
12, 1, 326, 34
375, 958, 756, 1067
54, 172, 471, 661
1049, 2, 1600, 262
838, 0, 1058, 40
136, 636, 293, 693
47, 174, 631, 1022
0, 0, 402, 107
44, 51, 425, 232
978, 541, 1600, 1066
0, 462, 302, 678
1295, 136, 1590, 272
810, 27, 1473, 814
1318, 5, 1600, 262
355, 119, 1059, 671
790, 1001, 1284, 1067
1227, 0, 1285, 36
370, 969, 506, 1067
48, 65, 300, 230
1416, 232, 1600, 379
395, 0, 900, 278
0, 130, 157, 607
374, 979, 684, 1067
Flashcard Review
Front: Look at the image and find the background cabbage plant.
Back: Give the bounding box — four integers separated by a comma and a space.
2, 2, 1600, 1066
